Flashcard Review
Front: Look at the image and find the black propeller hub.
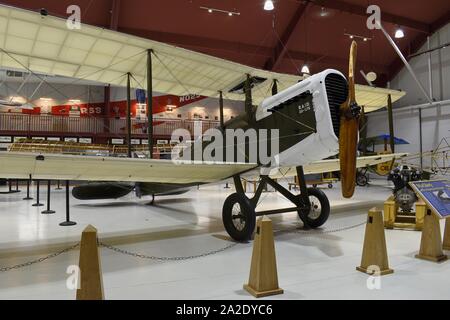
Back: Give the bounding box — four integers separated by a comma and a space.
346, 101, 361, 119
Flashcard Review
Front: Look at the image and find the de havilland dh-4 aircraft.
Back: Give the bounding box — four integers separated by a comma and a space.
0, 5, 407, 241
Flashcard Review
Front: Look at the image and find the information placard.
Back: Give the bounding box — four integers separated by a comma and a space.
409, 180, 450, 218
79, 138, 92, 144
111, 139, 124, 145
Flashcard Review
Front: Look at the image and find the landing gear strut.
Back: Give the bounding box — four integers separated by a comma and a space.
222, 167, 331, 241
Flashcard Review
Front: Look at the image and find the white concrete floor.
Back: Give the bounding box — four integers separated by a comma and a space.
0, 180, 449, 300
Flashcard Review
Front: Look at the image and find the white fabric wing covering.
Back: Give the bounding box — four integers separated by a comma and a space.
0, 5, 404, 108
0, 152, 257, 183
267, 153, 409, 179
0, 152, 408, 184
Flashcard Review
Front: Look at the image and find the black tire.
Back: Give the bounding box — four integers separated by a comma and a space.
356, 173, 368, 187
297, 188, 330, 229
222, 193, 256, 242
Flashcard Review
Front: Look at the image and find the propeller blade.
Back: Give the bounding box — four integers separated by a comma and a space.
387, 94, 396, 171
339, 41, 360, 198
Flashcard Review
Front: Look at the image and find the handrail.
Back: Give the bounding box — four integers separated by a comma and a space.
0, 113, 220, 137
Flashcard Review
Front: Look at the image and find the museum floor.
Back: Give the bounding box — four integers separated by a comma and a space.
0, 180, 449, 300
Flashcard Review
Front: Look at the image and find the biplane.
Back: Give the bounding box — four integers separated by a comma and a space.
0, 5, 407, 241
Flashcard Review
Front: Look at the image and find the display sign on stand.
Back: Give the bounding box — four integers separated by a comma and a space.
410, 180, 450, 218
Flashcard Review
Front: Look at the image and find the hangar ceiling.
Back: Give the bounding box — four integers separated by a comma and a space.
0, 0, 448, 87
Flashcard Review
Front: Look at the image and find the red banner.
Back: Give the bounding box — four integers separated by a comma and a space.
20, 94, 207, 118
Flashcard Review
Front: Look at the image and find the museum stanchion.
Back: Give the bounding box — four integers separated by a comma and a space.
60, 181, 77, 227
415, 210, 448, 262
443, 219, 450, 251
15, 180, 20, 192
244, 216, 284, 298
55, 180, 63, 190
32, 180, 44, 207
357, 208, 394, 276
23, 179, 33, 200
76, 225, 104, 300
41, 180, 55, 215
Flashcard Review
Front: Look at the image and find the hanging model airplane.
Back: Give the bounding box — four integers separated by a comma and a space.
0, 5, 407, 241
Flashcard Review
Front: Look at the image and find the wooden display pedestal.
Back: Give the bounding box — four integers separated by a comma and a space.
443, 219, 450, 251
383, 196, 425, 231
415, 210, 448, 263
357, 208, 394, 276
244, 216, 283, 298
76, 225, 104, 300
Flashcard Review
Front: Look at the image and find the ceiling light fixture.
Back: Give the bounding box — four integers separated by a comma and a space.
395, 27, 405, 39
200, 6, 240, 16
344, 33, 372, 42
264, 0, 275, 11
301, 64, 310, 74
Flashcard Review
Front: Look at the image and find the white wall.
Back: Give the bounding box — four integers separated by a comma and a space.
367, 23, 450, 169
389, 23, 450, 105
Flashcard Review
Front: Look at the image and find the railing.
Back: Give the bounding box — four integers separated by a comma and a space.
0, 113, 220, 138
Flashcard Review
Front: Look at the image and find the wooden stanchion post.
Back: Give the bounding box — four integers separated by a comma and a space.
76, 225, 104, 300
415, 201, 426, 230
443, 219, 450, 251
415, 210, 448, 263
244, 216, 283, 298
383, 196, 396, 229
357, 208, 394, 276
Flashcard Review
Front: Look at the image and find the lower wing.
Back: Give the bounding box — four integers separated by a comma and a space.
0, 152, 257, 184
266, 153, 409, 179
0, 152, 407, 184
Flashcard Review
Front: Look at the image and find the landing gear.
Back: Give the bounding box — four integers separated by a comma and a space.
297, 188, 330, 228
356, 169, 369, 187
222, 167, 331, 241
222, 193, 256, 242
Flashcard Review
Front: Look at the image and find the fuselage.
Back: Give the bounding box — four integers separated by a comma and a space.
142, 69, 348, 196
73, 69, 349, 199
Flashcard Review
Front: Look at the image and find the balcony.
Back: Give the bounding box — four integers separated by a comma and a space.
0, 113, 220, 141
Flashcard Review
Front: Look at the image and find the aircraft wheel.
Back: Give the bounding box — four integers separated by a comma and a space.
356, 173, 368, 187
297, 188, 330, 228
222, 193, 256, 242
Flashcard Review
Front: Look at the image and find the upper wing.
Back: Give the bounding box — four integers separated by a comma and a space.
268, 153, 409, 179
0, 152, 257, 183
355, 85, 405, 113
0, 5, 404, 107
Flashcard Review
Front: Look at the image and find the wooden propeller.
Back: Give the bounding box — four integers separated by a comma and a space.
339, 41, 361, 198
387, 94, 397, 171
